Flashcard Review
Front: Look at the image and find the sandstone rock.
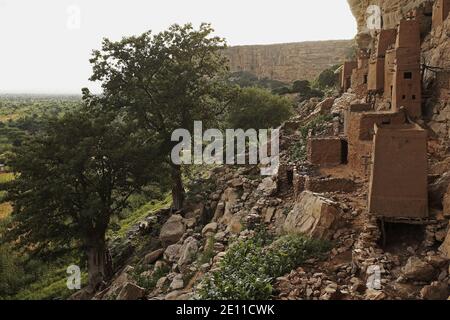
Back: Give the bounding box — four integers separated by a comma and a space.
257, 177, 278, 197
202, 222, 218, 236
164, 244, 182, 263
364, 289, 387, 300
156, 276, 169, 290
144, 249, 164, 265
264, 207, 276, 223
443, 186, 450, 217
159, 215, 186, 246
224, 40, 352, 84
116, 282, 145, 300
165, 290, 183, 300
170, 274, 184, 290
94, 265, 133, 299
226, 214, 244, 234
312, 97, 335, 116
429, 172, 450, 208
402, 257, 436, 282
283, 191, 341, 240
178, 237, 199, 268
218, 188, 239, 225
331, 93, 358, 114
439, 227, 450, 259
68, 289, 94, 300
420, 282, 449, 300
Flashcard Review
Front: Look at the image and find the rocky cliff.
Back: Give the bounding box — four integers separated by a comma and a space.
223, 40, 354, 83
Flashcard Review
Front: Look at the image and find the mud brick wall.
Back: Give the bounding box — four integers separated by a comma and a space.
307, 137, 343, 167
368, 124, 428, 218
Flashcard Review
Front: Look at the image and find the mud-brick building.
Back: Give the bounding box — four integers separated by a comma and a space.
344, 104, 406, 176
368, 29, 397, 93
432, 0, 450, 29
368, 123, 428, 218
351, 51, 370, 96
341, 61, 357, 92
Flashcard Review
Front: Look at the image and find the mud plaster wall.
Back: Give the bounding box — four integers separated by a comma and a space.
368, 125, 428, 218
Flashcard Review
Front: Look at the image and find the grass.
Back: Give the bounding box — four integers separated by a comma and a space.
0, 173, 14, 184
0, 173, 14, 219
12, 266, 88, 300
110, 193, 172, 238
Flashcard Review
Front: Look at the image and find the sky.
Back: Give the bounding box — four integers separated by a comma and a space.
0, 0, 357, 94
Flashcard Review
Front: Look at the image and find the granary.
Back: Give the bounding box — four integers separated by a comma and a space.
368, 123, 428, 219
391, 19, 422, 119
351, 51, 370, 96
344, 103, 406, 176
340, 61, 357, 92
368, 29, 397, 93
432, 0, 450, 29
383, 48, 396, 102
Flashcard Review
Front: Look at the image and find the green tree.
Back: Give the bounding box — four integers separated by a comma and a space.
4, 106, 163, 291
86, 23, 235, 210
315, 65, 340, 89
227, 87, 293, 130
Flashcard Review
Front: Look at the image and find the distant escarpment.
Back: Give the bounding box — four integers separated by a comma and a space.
223, 40, 354, 83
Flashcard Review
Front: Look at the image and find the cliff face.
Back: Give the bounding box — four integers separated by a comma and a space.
347, 0, 450, 142
348, 0, 430, 32
223, 40, 354, 83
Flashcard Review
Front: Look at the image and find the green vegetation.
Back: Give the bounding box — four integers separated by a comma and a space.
131, 263, 170, 293
199, 233, 329, 300
0, 95, 80, 157
87, 23, 236, 211
227, 71, 288, 91
314, 65, 341, 90
227, 87, 293, 130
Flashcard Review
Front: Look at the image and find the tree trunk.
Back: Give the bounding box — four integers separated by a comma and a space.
86, 234, 112, 293
171, 164, 184, 211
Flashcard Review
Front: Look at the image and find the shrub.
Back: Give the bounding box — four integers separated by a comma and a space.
198, 233, 329, 300
227, 87, 293, 131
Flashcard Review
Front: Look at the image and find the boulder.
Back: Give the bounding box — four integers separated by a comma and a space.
283, 191, 341, 240
116, 282, 145, 300
264, 207, 276, 223
215, 188, 239, 224
159, 215, 185, 246
439, 227, 450, 259
178, 237, 199, 268
202, 222, 218, 236
94, 265, 133, 299
143, 249, 164, 265
429, 172, 450, 208
402, 257, 436, 282
164, 244, 182, 262
257, 177, 278, 197
420, 282, 449, 300
312, 97, 335, 116
443, 186, 450, 217
170, 274, 184, 290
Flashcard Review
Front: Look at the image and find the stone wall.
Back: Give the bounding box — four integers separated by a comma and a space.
223, 40, 354, 83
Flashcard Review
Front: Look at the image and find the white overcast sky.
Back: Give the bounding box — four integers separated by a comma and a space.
0, 0, 357, 94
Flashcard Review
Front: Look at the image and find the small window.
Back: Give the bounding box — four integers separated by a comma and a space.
364, 75, 368, 84
402, 95, 406, 100
412, 95, 416, 100
404, 72, 413, 79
